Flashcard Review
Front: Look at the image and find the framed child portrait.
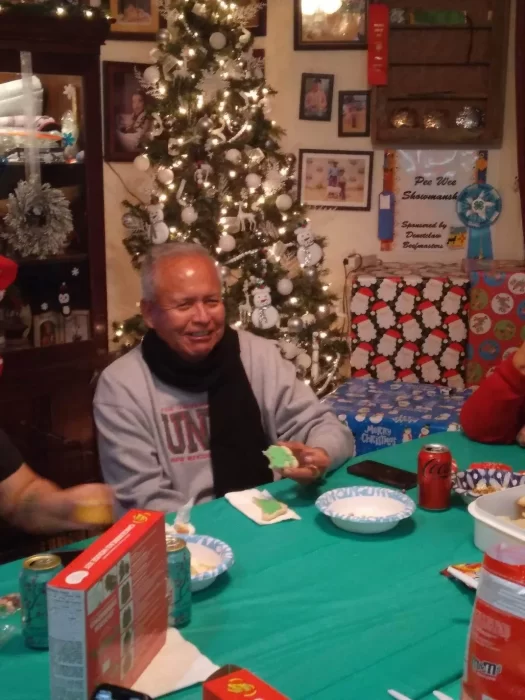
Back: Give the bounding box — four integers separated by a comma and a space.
299, 73, 334, 122
298, 149, 374, 211
338, 91, 371, 137
104, 62, 153, 162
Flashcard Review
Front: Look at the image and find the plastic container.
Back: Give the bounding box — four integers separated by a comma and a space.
468, 483, 525, 552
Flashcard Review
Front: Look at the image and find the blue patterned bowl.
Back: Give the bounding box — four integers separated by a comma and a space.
454, 469, 525, 504
316, 486, 416, 534
177, 534, 234, 592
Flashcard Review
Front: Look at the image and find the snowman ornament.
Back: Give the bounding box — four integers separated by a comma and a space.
251, 285, 280, 329
295, 223, 323, 268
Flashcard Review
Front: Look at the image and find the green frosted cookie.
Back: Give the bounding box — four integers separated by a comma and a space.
252, 496, 288, 522
263, 445, 298, 470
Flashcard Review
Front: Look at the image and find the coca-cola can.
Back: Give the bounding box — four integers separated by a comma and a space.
418, 443, 452, 511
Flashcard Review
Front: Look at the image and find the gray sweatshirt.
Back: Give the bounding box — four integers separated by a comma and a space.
94, 330, 354, 515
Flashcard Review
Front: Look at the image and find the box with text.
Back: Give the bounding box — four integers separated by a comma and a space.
47, 510, 167, 700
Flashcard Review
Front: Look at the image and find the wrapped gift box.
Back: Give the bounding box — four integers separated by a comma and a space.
324, 378, 472, 456
349, 263, 470, 387
467, 268, 525, 386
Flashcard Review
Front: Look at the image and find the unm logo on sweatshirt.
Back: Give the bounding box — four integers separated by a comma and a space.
162, 404, 210, 462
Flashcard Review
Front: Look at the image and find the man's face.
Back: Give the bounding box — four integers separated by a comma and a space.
141, 255, 226, 361
131, 93, 144, 114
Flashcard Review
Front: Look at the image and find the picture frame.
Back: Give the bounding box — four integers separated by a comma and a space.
338, 90, 371, 137
103, 62, 153, 163
64, 310, 91, 343
33, 311, 65, 348
109, 0, 160, 40
294, 0, 368, 51
240, 0, 267, 37
299, 73, 334, 122
298, 149, 374, 211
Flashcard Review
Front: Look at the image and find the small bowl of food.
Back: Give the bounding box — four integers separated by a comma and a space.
454, 466, 525, 504
177, 534, 234, 593
315, 486, 416, 535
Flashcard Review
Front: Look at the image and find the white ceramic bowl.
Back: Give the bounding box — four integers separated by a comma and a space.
177, 534, 234, 592
316, 486, 416, 534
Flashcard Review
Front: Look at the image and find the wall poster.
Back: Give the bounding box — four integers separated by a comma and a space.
380, 149, 488, 257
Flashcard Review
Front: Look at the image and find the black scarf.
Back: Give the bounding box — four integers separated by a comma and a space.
141, 327, 272, 498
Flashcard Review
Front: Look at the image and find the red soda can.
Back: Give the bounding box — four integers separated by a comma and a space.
418, 443, 452, 511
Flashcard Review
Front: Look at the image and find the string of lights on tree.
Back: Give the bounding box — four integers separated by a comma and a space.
115, 0, 348, 394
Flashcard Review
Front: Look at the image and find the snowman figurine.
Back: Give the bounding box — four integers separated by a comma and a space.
251, 285, 280, 329
147, 203, 164, 224
295, 223, 323, 268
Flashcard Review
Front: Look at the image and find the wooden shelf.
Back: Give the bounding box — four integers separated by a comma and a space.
16, 253, 89, 267
372, 0, 510, 146
390, 24, 492, 31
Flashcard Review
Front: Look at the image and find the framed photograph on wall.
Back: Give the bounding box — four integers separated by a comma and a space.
109, 0, 160, 40
294, 0, 368, 50
237, 0, 267, 36
103, 62, 153, 163
298, 149, 374, 211
299, 73, 334, 122
338, 91, 371, 137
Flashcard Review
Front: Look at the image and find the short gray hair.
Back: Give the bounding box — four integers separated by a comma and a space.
140, 242, 219, 301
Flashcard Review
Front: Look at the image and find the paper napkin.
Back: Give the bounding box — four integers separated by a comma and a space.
132, 627, 218, 698
225, 488, 300, 525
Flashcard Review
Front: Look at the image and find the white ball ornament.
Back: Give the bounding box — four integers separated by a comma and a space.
143, 65, 160, 85
218, 234, 236, 252
277, 278, 293, 296
133, 154, 150, 172
181, 206, 198, 224
276, 194, 293, 211
210, 32, 227, 50
225, 149, 242, 164
151, 221, 169, 244
156, 168, 174, 185
296, 353, 312, 370
245, 173, 262, 189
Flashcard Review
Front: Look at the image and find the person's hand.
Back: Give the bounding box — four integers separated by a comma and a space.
42, 483, 114, 531
278, 441, 330, 485
513, 342, 525, 376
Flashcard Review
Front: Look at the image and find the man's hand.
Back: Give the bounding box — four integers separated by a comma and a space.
278, 441, 330, 485
48, 484, 115, 529
513, 342, 525, 376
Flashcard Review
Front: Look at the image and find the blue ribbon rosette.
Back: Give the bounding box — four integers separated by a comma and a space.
456, 183, 502, 260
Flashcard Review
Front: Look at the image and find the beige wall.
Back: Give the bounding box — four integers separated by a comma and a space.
101, 0, 523, 340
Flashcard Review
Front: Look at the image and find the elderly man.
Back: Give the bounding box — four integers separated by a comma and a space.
94, 243, 353, 514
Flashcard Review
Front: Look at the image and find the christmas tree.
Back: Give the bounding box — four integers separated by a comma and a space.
116, 0, 347, 394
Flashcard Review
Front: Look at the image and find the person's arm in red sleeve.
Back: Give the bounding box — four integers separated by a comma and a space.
461, 347, 525, 444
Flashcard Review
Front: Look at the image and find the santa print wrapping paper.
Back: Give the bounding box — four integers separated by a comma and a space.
467, 268, 525, 387
349, 263, 469, 388
324, 379, 471, 457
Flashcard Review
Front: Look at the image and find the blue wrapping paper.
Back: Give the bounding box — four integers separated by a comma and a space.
324, 379, 473, 456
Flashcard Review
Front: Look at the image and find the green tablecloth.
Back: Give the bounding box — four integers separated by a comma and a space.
1, 433, 523, 700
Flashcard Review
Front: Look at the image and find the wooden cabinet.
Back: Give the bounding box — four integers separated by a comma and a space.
0, 15, 110, 562
371, 0, 511, 146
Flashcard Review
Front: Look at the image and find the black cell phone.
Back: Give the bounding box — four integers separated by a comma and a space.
91, 684, 152, 700
347, 459, 418, 490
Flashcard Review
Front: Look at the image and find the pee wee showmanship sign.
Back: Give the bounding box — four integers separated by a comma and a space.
389, 150, 482, 258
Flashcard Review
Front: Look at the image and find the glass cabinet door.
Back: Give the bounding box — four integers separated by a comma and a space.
0, 67, 92, 353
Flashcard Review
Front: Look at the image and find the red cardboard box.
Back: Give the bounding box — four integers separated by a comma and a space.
467, 268, 525, 386
47, 510, 167, 700
203, 668, 289, 700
